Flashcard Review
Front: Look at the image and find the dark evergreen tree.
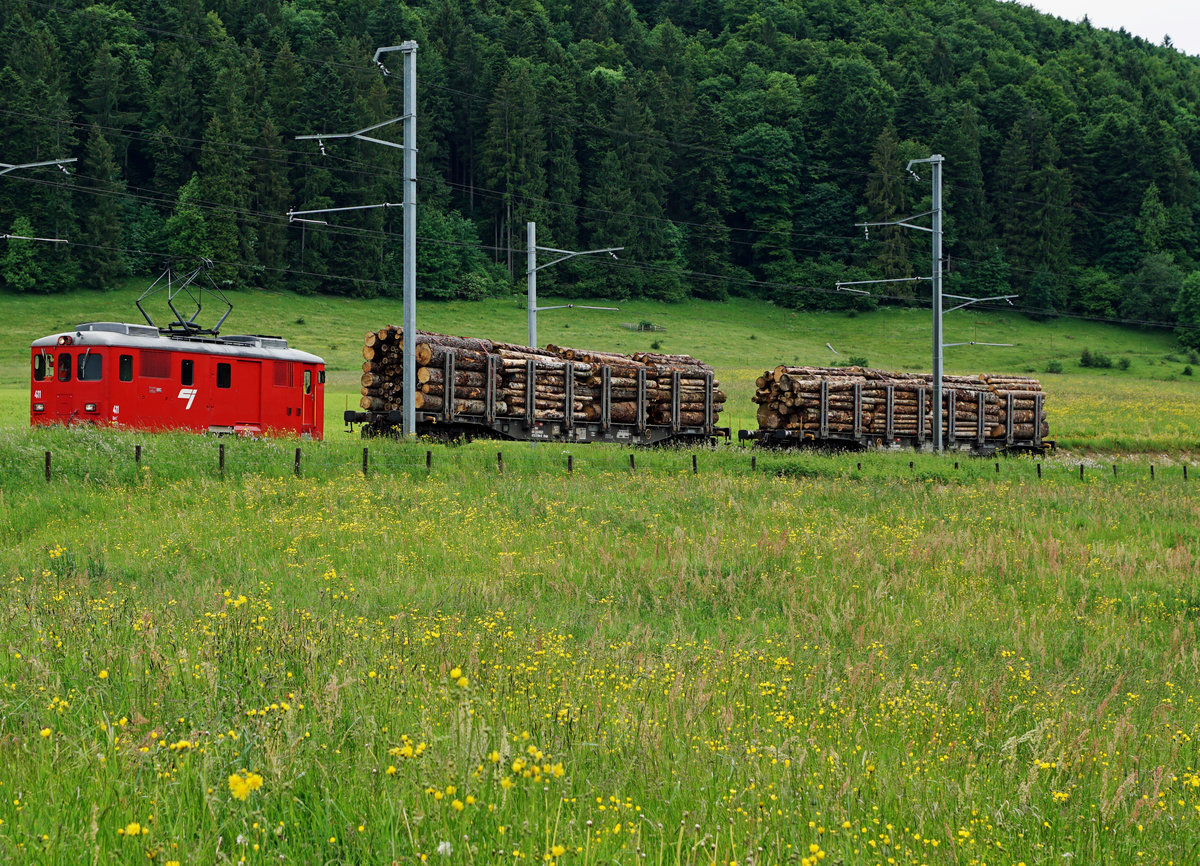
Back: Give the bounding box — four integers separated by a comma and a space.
1175, 270, 1200, 350
77, 125, 126, 290
480, 58, 548, 275
864, 125, 912, 284
1, 216, 48, 292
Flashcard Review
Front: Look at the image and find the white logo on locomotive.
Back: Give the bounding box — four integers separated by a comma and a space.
178, 388, 198, 410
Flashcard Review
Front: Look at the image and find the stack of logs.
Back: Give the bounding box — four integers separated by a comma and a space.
360, 327, 723, 426
753, 365, 1048, 441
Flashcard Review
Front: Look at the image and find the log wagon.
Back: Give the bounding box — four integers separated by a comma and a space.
740, 365, 1050, 456
345, 328, 728, 445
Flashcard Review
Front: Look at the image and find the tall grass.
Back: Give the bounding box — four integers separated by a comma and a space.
1, 426, 1198, 862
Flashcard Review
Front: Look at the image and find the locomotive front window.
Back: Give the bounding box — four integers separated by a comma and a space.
57, 352, 72, 382
181, 359, 194, 387
33, 353, 53, 381
77, 352, 102, 381
119, 354, 133, 382
217, 362, 231, 389
304, 370, 312, 395
318, 370, 325, 385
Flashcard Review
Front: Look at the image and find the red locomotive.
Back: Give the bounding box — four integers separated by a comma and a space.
29, 261, 325, 438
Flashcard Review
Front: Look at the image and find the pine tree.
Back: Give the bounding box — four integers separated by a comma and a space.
480, 58, 548, 275
78, 125, 127, 290
1, 216, 48, 292
80, 45, 141, 166
249, 118, 290, 290
1136, 183, 1168, 254
166, 174, 210, 262
671, 93, 732, 298
1175, 270, 1200, 350
865, 125, 912, 284
1029, 132, 1072, 277
581, 150, 640, 299
198, 114, 247, 283
937, 103, 989, 261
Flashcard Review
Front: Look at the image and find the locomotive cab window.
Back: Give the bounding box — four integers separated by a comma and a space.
318, 370, 325, 384
304, 370, 312, 395
57, 352, 72, 382
216, 362, 231, 389
119, 354, 133, 382
77, 352, 102, 381
33, 353, 53, 381
181, 359, 194, 387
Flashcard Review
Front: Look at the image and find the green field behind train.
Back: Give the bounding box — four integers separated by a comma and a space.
2, 280, 1199, 451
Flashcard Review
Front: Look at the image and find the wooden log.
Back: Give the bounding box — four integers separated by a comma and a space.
412, 393, 488, 414
505, 397, 588, 411
418, 384, 488, 400
421, 346, 489, 370
401, 332, 493, 354
610, 402, 639, 423
416, 367, 489, 387
491, 341, 557, 357
548, 345, 645, 366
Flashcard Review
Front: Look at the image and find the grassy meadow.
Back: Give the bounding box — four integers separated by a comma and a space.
2, 427, 1199, 864
2, 285, 1199, 863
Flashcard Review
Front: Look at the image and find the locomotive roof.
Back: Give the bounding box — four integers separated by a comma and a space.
31, 322, 325, 365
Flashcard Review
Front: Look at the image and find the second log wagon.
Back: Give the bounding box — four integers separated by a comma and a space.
741, 365, 1050, 455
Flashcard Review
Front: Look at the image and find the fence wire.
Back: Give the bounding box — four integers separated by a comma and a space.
0, 427, 1194, 488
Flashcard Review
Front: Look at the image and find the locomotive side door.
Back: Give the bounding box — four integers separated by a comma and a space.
301, 366, 315, 431
234, 360, 262, 427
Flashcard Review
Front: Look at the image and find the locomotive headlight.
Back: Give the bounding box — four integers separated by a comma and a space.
84, 403, 98, 412
57, 335, 74, 346
33, 403, 45, 412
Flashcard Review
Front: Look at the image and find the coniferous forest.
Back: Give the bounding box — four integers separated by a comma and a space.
2, 0, 1200, 344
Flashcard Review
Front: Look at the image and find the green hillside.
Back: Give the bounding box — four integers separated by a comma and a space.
4, 285, 1198, 449
3, 0, 1200, 341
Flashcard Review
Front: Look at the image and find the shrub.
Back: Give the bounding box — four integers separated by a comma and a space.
1118, 357, 1130, 370
1184, 365, 1194, 376
848, 355, 869, 367
650, 340, 662, 350
1080, 348, 1112, 369
1044, 360, 1063, 374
